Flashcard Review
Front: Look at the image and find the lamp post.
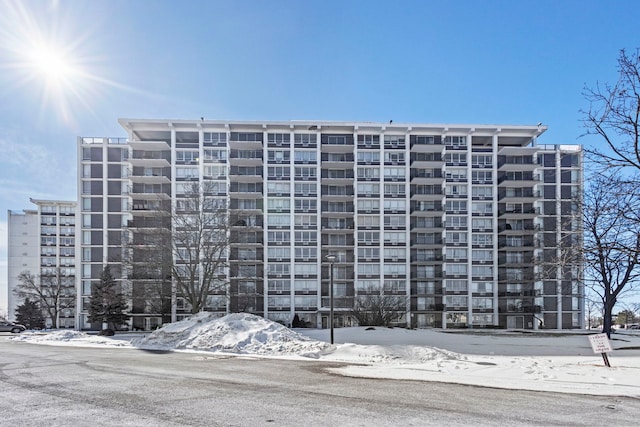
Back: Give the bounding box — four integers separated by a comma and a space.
325, 254, 337, 344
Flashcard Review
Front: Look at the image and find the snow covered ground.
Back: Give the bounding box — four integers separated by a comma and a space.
9, 312, 640, 398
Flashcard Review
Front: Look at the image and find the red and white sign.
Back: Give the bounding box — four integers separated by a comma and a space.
588, 333, 613, 354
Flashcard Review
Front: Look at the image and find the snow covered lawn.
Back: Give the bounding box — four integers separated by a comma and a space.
10, 313, 640, 397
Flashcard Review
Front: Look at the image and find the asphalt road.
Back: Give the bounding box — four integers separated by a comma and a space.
1, 335, 639, 426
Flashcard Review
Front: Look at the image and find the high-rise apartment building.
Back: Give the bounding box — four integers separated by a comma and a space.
7, 199, 77, 326
77, 119, 583, 331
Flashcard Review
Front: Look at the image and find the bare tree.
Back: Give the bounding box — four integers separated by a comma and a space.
172, 181, 230, 314
583, 173, 640, 336
534, 207, 583, 329
14, 268, 75, 329
351, 288, 408, 327
584, 292, 603, 330
124, 224, 173, 325
582, 48, 640, 170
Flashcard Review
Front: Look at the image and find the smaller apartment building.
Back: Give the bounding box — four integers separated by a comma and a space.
6, 199, 77, 327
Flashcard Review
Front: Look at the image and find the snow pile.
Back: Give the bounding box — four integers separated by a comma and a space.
9, 330, 131, 347
135, 312, 332, 356
329, 343, 467, 365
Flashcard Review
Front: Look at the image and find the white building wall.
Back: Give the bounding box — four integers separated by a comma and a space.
6, 210, 39, 321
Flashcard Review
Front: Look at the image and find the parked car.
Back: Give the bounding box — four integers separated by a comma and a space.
0, 321, 26, 333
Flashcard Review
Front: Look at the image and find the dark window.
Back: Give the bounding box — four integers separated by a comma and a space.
543, 233, 556, 247
107, 214, 122, 228
543, 170, 555, 183
561, 154, 579, 167
108, 147, 126, 162
543, 217, 556, 231
91, 198, 103, 211
91, 147, 103, 161
108, 181, 122, 195
91, 247, 103, 262
91, 231, 103, 245
108, 231, 122, 245
541, 153, 555, 167
543, 201, 556, 215
108, 164, 122, 178
543, 186, 556, 199
107, 198, 121, 212
108, 247, 122, 262
91, 164, 103, 178
91, 181, 103, 195
91, 214, 103, 228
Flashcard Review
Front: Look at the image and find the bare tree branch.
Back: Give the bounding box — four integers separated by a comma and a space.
13, 268, 75, 329
581, 48, 640, 171
171, 182, 230, 314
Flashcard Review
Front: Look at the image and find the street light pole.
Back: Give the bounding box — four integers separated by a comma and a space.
325, 254, 337, 344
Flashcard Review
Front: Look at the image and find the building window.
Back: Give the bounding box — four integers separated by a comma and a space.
472, 297, 493, 309
446, 264, 468, 276
384, 183, 405, 197
445, 200, 467, 213
472, 155, 492, 167
267, 198, 290, 211
472, 265, 493, 277
416, 281, 437, 294
444, 153, 467, 164
384, 167, 405, 180
358, 231, 380, 244
472, 186, 493, 198
444, 136, 466, 147
383, 232, 404, 245
445, 168, 467, 180
472, 281, 493, 293
295, 199, 317, 212
358, 247, 380, 259
268, 263, 290, 275
268, 133, 290, 144
357, 183, 380, 195
292, 150, 315, 162
358, 199, 380, 211
269, 150, 291, 162
294, 183, 317, 196
471, 234, 493, 246
384, 215, 405, 228
357, 167, 380, 179
294, 215, 317, 227
267, 247, 290, 259
446, 296, 468, 308
204, 132, 227, 144
472, 249, 492, 262
294, 231, 317, 244
446, 248, 467, 260
358, 215, 380, 227
294, 167, 316, 178
268, 167, 290, 178
295, 247, 317, 259
294, 134, 317, 145
267, 231, 290, 243
384, 199, 406, 212
358, 263, 380, 275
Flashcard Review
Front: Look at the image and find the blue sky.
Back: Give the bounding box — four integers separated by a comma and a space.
0, 0, 639, 314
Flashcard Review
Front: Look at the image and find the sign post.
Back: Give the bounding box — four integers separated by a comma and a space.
588, 333, 613, 367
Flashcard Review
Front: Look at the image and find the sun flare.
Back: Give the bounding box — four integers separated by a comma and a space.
29, 45, 75, 81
